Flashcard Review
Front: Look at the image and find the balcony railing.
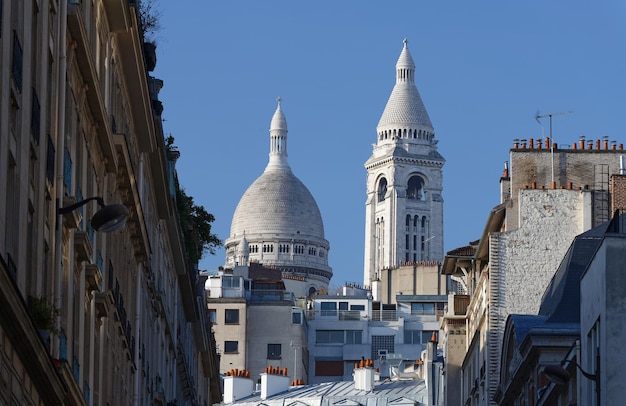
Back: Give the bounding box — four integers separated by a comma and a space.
246, 290, 294, 303
370, 310, 397, 321
306, 310, 366, 321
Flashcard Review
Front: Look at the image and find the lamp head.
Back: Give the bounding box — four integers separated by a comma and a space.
91, 203, 129, 232
544, 365, 570, 386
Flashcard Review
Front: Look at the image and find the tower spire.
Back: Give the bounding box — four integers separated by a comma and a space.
266, 97, 290, 172
376, 39, 433, 143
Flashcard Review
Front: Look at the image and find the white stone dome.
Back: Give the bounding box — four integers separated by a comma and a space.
224, 99, 332, 296
229, 170, 325, 240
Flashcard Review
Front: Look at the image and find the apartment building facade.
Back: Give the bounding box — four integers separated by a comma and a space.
0, 1, 218, 404
441, 137, 626, 405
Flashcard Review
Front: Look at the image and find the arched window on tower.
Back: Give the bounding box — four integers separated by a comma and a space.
407, 176, 425, 200
377, 178, 388, 202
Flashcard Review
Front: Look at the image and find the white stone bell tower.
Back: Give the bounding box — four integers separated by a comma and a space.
363, 39, 445, 287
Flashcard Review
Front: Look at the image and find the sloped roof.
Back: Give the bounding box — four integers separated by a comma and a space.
538, 221, 608, 322
228, 379, 429, 406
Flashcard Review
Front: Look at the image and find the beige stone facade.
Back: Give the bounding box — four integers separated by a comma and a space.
0, 1, 219, 404
442, 137, 626, 406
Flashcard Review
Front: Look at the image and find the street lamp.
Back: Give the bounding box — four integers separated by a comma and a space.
58, 197, 128, 232
544, 347, 600, 405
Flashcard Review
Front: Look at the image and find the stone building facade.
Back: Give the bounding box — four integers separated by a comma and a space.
441, 138, 626, 406
0, 2, 219, 404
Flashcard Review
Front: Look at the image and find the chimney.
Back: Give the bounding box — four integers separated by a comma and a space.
424, 333, 441, 406
610, 159, 626, 213
223, 375, 254, 404
260, 371, 290, 400
354, 359, 375, 392
500, 161, 511, 204
371, 278, 381, 302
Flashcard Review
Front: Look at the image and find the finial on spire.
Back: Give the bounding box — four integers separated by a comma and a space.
277, 96, 282, 108
403, 38, 408, 47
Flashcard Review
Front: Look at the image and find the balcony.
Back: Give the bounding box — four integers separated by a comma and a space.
306, 310, 366, 321
73, 231, 93, 263
246, 290, 294, 303
84, 264, 102, 291
370, 309, 397, 321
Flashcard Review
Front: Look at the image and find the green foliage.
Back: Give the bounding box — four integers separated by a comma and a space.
137, 0, 162, 43
167, 135, 222, 264
176, 187, 222, 263
30, 296, 60, 334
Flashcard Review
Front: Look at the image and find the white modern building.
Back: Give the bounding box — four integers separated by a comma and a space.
306, 285, 445, 386
363, 39, 445, 288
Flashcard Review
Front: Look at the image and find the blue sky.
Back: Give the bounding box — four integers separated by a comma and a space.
153, 1, 626, 286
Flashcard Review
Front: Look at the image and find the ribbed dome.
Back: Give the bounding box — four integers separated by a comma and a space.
229, 170, 325, 240
228, 98, 327, 249
377, 39, 433, 131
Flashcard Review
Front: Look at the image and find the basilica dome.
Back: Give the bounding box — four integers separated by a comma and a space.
224, 99, 331, 297
230, 170, 325, 241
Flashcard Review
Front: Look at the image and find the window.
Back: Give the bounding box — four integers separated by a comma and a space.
267, 344, 281, 359
404, 330, 420, 344
222, 276, 240, 288
422, 331, 437, 344
315, 360, 343, 376
407, 176, 424, 200
403, 330, 437, 345
31, 88, 40, 144
224, 341, 238, 353
225, 309, 239, 324
316, 330, 344, 344
63, 147, 72, 191
346, 330, 362, 345
320, 302, 337, 317
12, 31, 23, 92
411, 302, 435, 315
292, 311, 302, 325
46, 135, 55, 184
208, 309, 216, 324
377, 178, 388, 202
350, 304, 365, 311
371, 335, 395, 360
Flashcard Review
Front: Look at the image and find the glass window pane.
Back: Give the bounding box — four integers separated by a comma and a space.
224, 341, 238, 353
423, 303, 435, 314
292, 311, 302, 324
225, 309, 239, 324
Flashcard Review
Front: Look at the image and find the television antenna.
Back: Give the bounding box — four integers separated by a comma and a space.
535, 110, 572, 185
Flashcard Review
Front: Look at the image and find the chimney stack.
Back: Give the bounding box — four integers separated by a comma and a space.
223, 374, 254, 404
260, 371, 290, 400
354, 358, 375, 392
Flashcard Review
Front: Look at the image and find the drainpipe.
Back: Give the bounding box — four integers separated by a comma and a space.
53, 0, 68, 360
134, 263, 143, 406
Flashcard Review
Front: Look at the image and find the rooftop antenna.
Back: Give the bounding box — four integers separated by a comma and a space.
535, 110, 572, 186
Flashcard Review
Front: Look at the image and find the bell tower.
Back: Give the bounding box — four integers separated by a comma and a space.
363, 39, 445, 287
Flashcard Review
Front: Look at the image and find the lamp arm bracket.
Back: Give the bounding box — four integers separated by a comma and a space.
58, 196, 105, 214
